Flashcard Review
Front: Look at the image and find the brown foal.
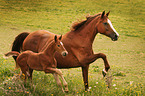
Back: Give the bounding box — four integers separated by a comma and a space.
5, 35, 68, 93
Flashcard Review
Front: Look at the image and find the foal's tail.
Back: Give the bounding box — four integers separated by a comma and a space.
4, 51, 20, 57
4, 51, 20, 70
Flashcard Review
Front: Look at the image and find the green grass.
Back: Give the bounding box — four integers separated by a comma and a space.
0, 0, 145, 95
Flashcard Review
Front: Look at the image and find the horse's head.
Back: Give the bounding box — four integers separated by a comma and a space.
96, 11, 119, 41
54, 35, 68, 57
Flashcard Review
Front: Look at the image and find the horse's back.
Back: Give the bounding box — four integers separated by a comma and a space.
23, 30, 55, 52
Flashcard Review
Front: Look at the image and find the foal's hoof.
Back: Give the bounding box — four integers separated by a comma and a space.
65, 90, 69, 93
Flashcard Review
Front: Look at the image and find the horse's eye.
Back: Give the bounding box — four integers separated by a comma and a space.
57, 45, 60, 47
103, 22, 108, 25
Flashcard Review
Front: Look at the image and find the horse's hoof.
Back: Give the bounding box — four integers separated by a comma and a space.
102, 69, 107, 77
102, 71, 106, 77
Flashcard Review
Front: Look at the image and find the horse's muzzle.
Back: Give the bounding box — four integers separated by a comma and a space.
110, 33, 119, 41
61, 51, 68, 57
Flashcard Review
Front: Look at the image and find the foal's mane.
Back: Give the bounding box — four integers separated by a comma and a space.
71, 13, 101, 31
39, 39, 54, 52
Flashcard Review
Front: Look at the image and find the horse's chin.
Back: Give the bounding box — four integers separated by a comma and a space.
111, 38, 118, 41
111, 36, 119, 41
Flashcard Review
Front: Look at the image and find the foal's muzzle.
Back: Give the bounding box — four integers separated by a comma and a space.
61, 51, 68, 57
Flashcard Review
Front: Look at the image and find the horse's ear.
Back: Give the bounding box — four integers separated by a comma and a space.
59, 35, 62, 40
101, 11, 105, 18
106, 11, 110, 17
54, 35, 57, 42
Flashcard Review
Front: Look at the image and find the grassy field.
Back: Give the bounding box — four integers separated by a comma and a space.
0, 0, 145, 95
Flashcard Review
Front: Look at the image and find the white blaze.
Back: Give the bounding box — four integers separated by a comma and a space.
60, 42, 63, 46
107, 19, 119, 37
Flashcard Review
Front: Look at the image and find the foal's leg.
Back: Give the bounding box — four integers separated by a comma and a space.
28, 68, 33, 81
20, 68, 27, 83
53, 73, 64, 93
20, 70, 28, 83
44, 67, 62, 75
45, 68, 65, 92
56, 69, 69, 93
18, 62, 29, 83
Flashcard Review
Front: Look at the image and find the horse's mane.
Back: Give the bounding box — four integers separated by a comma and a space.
71, 13, 101, 31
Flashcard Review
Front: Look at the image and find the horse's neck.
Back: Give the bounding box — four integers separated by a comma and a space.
66, 18, 98, 46
81, 18, 99, 42
42, 41, 56, 56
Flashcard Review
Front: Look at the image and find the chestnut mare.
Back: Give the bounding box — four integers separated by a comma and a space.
11, 11, 119, 90
5, 35, 69, 93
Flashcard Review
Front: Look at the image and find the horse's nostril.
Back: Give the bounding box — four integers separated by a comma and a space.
111, 33, 119, 41
115, 34, 118, 38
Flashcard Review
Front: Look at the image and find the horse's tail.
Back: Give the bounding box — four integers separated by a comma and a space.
11, 32, 29, 70
12, 32, 29, 61
4, 51, 20, 70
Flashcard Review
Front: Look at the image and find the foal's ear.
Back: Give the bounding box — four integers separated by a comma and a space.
106, 11, 110, 17
101, 11, 105, 18
59, 35, 62, 40
54, 35, 57, 42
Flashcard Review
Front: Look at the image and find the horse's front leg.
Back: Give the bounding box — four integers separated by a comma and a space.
93, 53, 110, 76
83, 53, 110, 75
81, 53, 110, 90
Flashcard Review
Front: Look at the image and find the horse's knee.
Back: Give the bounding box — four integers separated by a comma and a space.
99, 53, 106, 58
106, 66, 110, 70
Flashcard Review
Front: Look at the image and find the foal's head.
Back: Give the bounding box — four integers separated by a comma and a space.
96, 11, 119, 41
54, 35, 68, 57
